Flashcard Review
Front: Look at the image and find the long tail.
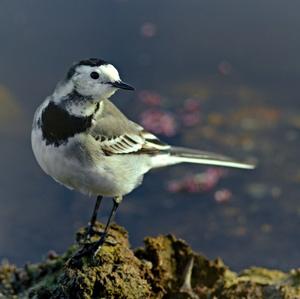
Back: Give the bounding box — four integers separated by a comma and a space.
150, 146, 256, 169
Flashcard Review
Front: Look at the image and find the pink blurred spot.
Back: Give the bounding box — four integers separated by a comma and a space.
166, 168, 227, 194
180, 98, 201, 127
167, 180, 182, 193
181, 113, 201, 127
183, 98, 201, 112
214, 189, 232, 203
184, 175, 201, 193
141, 22, 157, 38
218, 61, 232, 75
138, 90, 162, 106
140, 109, 177, 136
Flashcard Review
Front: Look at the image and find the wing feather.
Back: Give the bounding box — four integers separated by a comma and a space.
92, 131, 170, 155
90, 99, 170, 155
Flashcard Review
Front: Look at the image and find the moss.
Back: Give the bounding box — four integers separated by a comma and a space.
239, 267, 287, 284
1, 222, 300, 298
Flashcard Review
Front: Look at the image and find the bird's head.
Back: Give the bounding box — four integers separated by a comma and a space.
65, 58, 134, 99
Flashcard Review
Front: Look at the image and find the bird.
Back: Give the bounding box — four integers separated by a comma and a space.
31, 58, 255, 256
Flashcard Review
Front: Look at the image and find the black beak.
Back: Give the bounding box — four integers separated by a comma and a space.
110, 81, 135, 91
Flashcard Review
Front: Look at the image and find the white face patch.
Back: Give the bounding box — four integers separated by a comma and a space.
71, 64, 120, 98
98, 64, 121, 83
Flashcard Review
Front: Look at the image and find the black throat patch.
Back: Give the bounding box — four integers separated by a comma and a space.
40, 101, 98, 147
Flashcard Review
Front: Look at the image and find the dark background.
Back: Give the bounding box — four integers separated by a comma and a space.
0, 0, 300, 270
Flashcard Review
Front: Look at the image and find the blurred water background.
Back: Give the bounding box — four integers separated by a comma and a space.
0, 0, 300, 271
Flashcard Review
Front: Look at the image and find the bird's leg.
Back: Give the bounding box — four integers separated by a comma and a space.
94, 196, 122, 256
70, 196, 122, 260
86, 195, 103, 239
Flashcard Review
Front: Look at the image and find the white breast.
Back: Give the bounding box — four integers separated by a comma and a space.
31, 126, 152, 197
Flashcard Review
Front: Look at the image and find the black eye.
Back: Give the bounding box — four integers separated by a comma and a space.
90, 72, 99, 80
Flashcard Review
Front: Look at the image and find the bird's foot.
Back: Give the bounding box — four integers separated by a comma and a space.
85, 228, 117, 246
85, 225, 103, 241
72, 242, 99, 260
70, 232, 117, 264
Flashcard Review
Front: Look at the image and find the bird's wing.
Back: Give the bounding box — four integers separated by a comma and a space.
90, 99, 170, 155
90, 100, 255, 169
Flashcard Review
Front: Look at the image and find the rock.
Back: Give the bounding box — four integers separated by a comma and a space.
0, 222, 300, 298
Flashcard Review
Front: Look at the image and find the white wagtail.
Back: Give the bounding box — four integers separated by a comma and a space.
31, 58, 255, 256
